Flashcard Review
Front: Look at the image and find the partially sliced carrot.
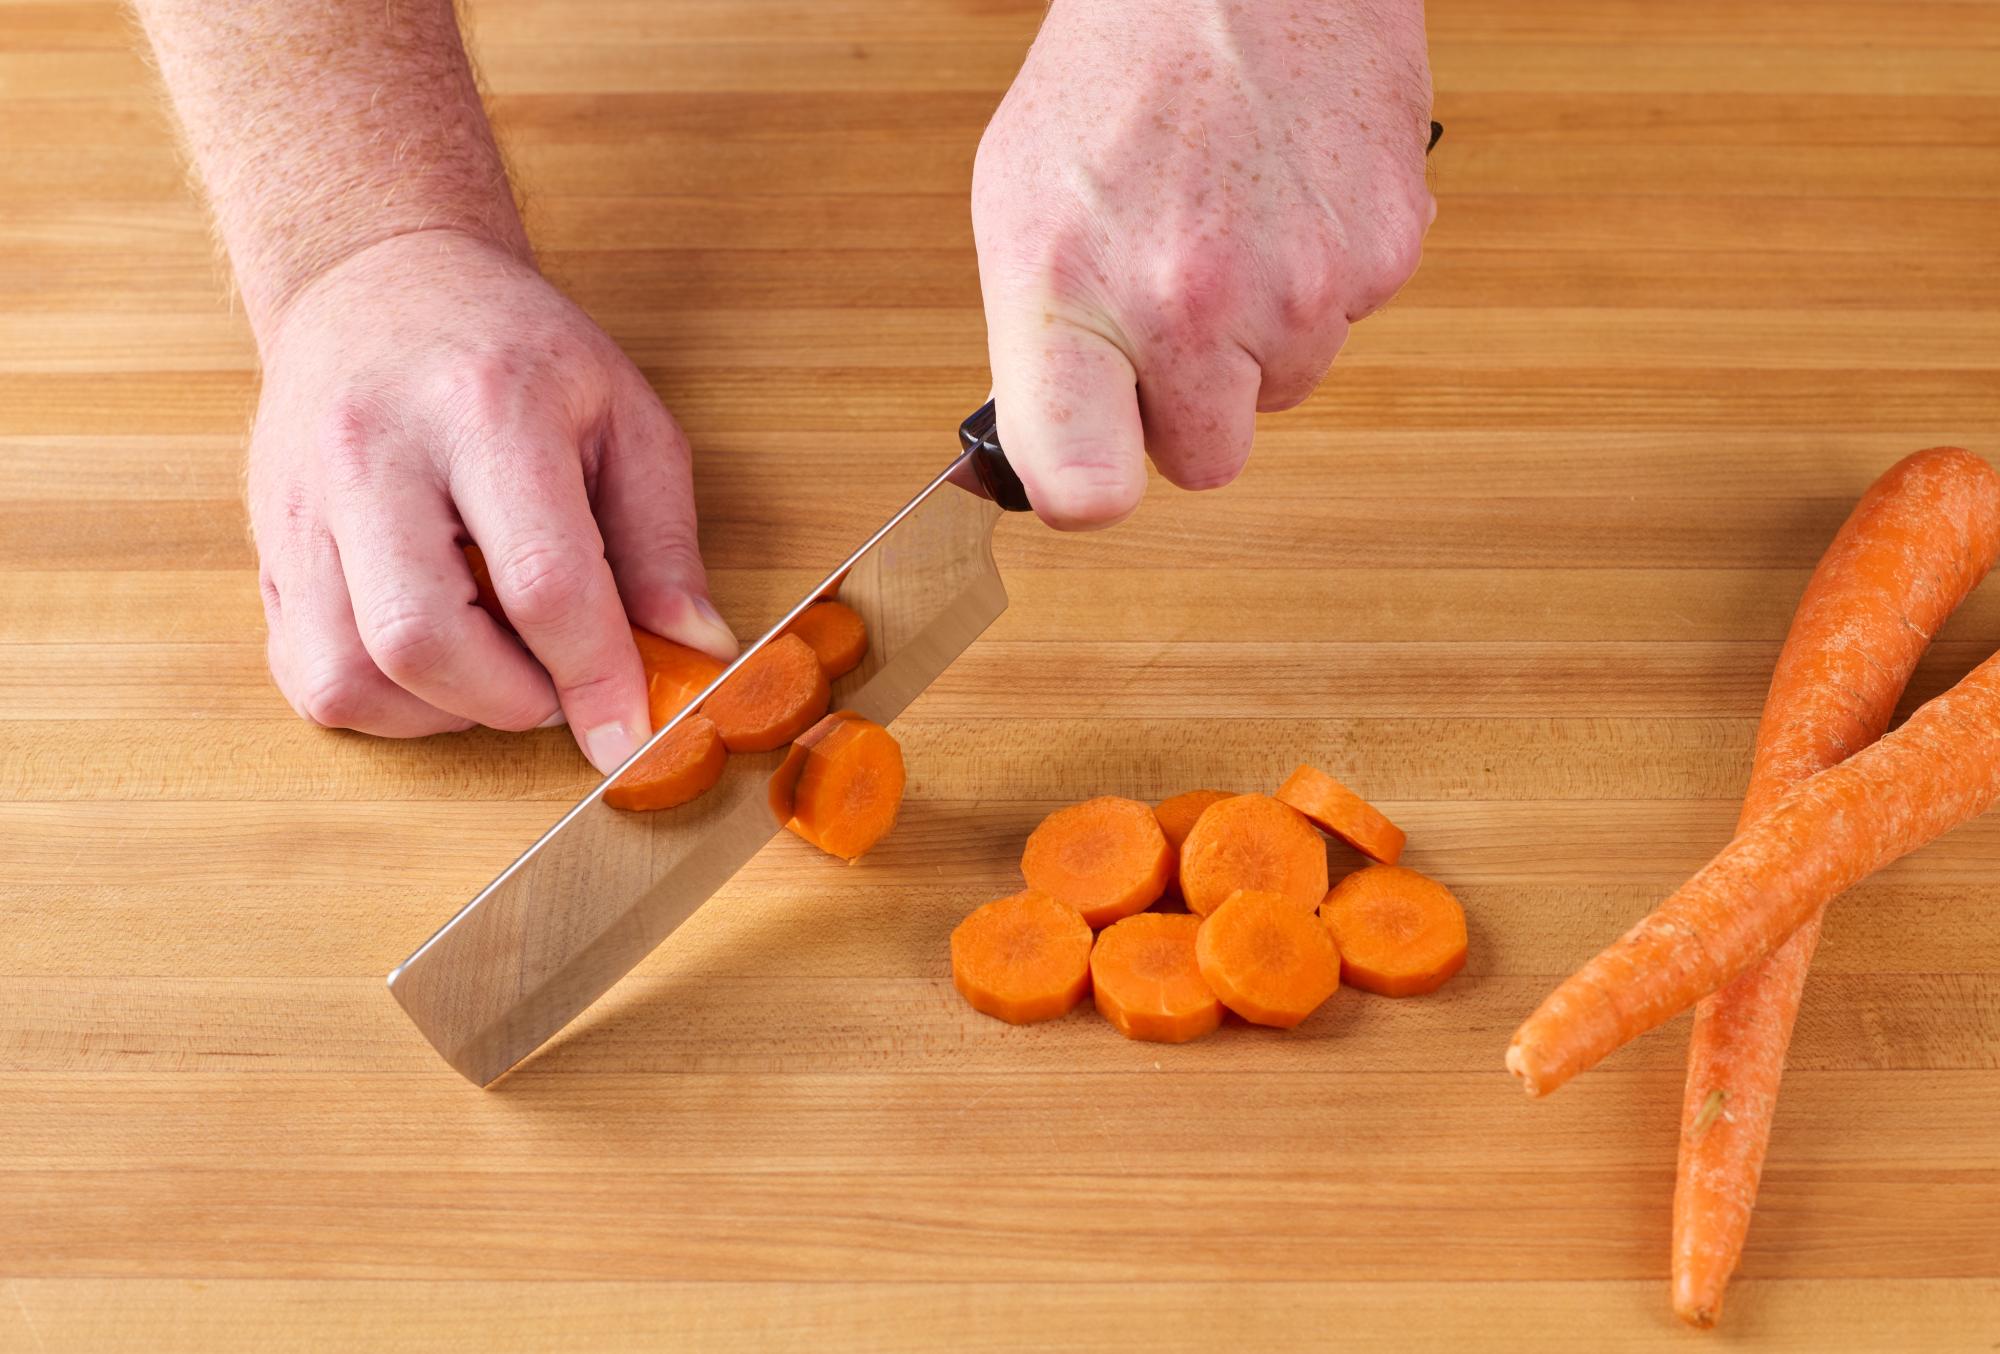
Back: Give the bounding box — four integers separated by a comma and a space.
702, 632, 831, 752
1089, 912, 1223, 1043
1020, 796, 1173, 929
784, 600, 868, 679
786, 715, 905, 861
1319, 865, 1467, 997
1177, 794, 1328, 918
603, 714, 728, 812
767, 709, 853, 823
1195, 889, 1342, 1028
1154, 789, 1234, 855
634, 628, 727, 721
951, 890, 1093, 1025
1276, 764, 1406, 865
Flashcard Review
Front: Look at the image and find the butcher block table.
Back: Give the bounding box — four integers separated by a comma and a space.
4, 0, 1999, 1348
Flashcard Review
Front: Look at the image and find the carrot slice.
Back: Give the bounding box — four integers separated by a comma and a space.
702, 632, 831, 752
1177, 794, 1328, 918
1276, 764, 1406, 865
1195, 889, 1341, 1028
1089, 912, 1223, 1043
603, 714, 728, 812
784, 600, 868, 679
1020, 796, 1173, 929
951, 890, 1093, 1025
1319, 865, 1468, 997
1154, 789, 1234, 855
786, 716, 905, 861
634, 628, 726, 717
767, 709, 853, 822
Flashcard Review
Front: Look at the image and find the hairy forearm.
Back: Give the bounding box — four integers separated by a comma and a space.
134, 0, 530, 343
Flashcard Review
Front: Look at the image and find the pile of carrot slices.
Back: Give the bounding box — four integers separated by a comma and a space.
1500, 446, 2000, 1328
951, 768, 1469, 1043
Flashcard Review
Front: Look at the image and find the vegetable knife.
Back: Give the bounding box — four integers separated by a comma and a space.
387, 402, 1031, 1086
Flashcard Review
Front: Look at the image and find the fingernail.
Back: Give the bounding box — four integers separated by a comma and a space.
582, 720, 640, 774
684, 596, 740, 660
537, 709, 568, 729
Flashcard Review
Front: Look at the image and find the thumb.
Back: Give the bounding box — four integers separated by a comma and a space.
984, 309, 1147, 531
596, 380, 739, 661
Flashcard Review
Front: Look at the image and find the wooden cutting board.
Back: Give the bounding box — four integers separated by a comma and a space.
2, 0, 1996, 1348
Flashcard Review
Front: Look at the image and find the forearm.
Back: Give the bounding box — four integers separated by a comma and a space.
134, 0, 530, 344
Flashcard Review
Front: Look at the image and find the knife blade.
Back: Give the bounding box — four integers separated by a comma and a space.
387, 405, 1027, 1085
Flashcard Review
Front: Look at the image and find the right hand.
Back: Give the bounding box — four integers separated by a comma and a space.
248, 228, 737, 773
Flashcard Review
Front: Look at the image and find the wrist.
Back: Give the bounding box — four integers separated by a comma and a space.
256, 226, 535, 356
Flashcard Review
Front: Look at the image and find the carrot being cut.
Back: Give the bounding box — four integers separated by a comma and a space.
1177, 794, 1328, 918
1276, 764, 1405, 865
1195, 890, 1341, 1028
784, 600, 868, 679
1507, 646, 2000, 1098
785, 715, 905, 861
701, 632, 831, 752
1672, 446, 2000, 1328
1021, 796, 1173, 929
951, 890, 1093, 1025
1319, 865, 1467, 997
603, 714, 728, 812
1090, 912, 1224, 1043
634, 628, 726, 716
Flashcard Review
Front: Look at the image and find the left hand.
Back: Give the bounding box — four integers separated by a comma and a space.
972, 0, 1435, 528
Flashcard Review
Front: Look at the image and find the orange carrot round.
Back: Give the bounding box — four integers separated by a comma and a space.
634, 628, 725, 718
1318, 865, 1467, 997
1276, 764, 1405, 865
1195, 889, 1341, 1028
785, 716, 905, 861
951, 890, 1093, 1025
702, 633, 831, 752
1154, 789, 1234, 855
784, 600, 868, 679
1673, 446, 2000, 1328
602, 714, 727, 812
1089, 913, 1223, 1043
1177, 794, 1328, 918
1020, 796, 1173, 929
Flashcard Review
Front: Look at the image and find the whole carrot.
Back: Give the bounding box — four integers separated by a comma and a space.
1674, 448, 2000, 1327
1509, 645, 2000, 1098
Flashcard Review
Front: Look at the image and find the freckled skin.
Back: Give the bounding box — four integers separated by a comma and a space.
973, 0, 1434, 525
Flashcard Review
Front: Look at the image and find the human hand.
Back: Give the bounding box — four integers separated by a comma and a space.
248, 228, 737, 772
972, 0, 1435, 527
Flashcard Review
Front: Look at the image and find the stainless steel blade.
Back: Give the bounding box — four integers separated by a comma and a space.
387, 454, 1007, 1085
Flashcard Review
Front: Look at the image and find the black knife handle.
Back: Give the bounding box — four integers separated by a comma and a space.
957, 399, 1031, 512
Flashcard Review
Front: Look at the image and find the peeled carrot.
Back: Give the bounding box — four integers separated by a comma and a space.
1154, 789, 1234, 856
1177, 794, 1328, 918
785, 715, 905, 861
1276, 764, 1405, 864
951, 890, 1093, 1025
603, 714, 728, 812
1672, 446, 2000, 1328
1318, 865, 1467, 997
1021, 796, 1173, 929
634, 628, 725, 716
1195, 889, 1341, 1028
702, 632, 831, 753
1090, 912, 1224, 1043
1508, 647, 2000, 1098
785, 600, 868, 679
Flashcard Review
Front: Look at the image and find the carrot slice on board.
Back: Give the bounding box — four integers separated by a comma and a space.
768, 710, 854, 822
786, 716, 905, 860
951, 890, 1093, 1025
1020, 796, 1174, 929
702, 632, 831, 752
1154, 789, 1234, 855
784, 600, 868, 679
603, 714, 728, 812
634, 628, 726, 717
1195, 889, 1341, 1028
1090, 913, 1223, 1043
1276, 764, 1406, 865
1319, 865, 1467, 997
1177, 794, 1328, 918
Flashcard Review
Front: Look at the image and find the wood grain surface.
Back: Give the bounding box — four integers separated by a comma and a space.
4, 0, 1998, 1348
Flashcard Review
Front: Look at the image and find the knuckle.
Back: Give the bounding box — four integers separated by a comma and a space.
1275, 250, 1346, 332
1142, 244, 1238, 333
363, 599, 457, 684
1031, 456, 1145, 529
1355, 200, 1429, 300
494, 542, 598, 628
296, 660, 380, 730
1159, 451, 1249, 493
